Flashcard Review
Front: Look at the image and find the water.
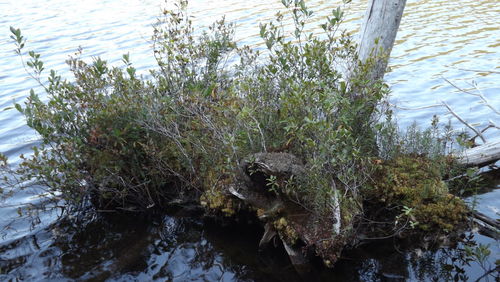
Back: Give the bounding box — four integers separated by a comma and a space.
1, 0, 499, 280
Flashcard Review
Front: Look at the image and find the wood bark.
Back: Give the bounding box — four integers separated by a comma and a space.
471, 211, 500, 240
456, 140, 500, 167
356, 0, 407, 82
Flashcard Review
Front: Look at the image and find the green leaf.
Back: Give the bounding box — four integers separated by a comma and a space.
465, 167, 476, 178
122, 53, 130, 65
14, 103, 23, 113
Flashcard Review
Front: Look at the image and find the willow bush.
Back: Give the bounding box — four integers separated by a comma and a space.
2, 0, 470, 240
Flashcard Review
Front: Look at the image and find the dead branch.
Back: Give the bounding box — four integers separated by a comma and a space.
441, 100, 487, 143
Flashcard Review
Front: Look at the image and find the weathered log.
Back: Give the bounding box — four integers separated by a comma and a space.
282, 241, 309, 269
228, 152, 349, 267
356, 0, 407, 82
456, 140, 500, 167
472, 211, 499, 229
259, 222, 277, 248
473, 219, 499, 240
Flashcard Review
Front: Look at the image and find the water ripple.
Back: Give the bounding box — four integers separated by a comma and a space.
0, 0, 499, 280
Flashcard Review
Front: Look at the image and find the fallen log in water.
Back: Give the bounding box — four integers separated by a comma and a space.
456, 140, 500, 168
470, 211, 500, 240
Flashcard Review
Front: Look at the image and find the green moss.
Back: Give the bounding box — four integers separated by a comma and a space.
200, 190, 237, 216
273, 217, 299, 244
365, 155, 468, 232
414, 194, 468, 231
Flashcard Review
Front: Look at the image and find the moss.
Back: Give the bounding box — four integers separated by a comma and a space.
414, 194, 468, 231
200, 190, 237, 216
365, 155, 468, 233
273, 217, 299, 244
314, 237, 345, 267
256, 208, 266, 218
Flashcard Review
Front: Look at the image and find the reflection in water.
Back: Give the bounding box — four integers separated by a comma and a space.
1, 208, 498, 281
0, 0, 499, 280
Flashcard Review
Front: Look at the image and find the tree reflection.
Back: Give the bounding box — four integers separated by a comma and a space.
2, 211, 497, 281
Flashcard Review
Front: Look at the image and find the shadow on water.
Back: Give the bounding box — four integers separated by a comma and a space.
52, 212, 304, 281
1, 203, 498, 281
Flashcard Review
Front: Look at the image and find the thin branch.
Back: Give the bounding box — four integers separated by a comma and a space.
469, 123, 499, 143
455, 68, 500, 74
441, 101, 487, 143
443, 78, 499, 116
469, 81, 500, 115
390, 103, 443, 111
473, 266, 500, 282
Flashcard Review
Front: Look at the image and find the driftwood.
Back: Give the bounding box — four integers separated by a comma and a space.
471, 211, 500, 240
472, 211, 500, 230
456, 140, 500, 167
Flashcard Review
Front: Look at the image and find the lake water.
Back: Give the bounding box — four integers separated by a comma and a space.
1, 0, 499, 281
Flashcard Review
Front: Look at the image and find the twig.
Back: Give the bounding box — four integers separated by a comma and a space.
444, 78, 500, 116
468, 123, 499, 143
441, 100, 486, 143
473, 265, 500, 282
390, 103, 443, 111
470, 82, 500, 115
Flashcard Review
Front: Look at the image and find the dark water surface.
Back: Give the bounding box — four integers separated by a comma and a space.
1, 0, 499, 281
1, 203, 499, 281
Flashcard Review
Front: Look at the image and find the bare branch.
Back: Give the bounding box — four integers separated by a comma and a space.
455, 68, 500, 74
390, 103, 443, 111
443, 78, 499, 115
441, 100, 487, 143
469, 81, 500, 115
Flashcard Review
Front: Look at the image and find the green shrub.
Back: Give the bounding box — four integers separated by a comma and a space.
3, 0, 469, 243
4, 2, 244, 211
